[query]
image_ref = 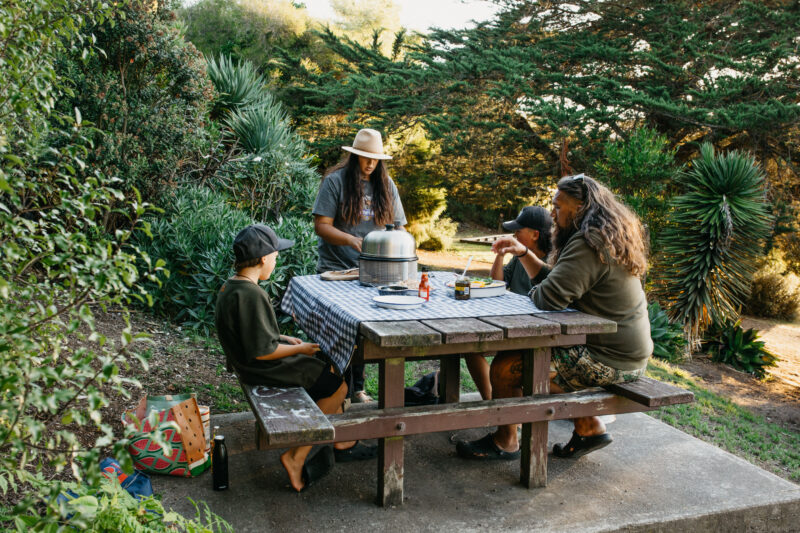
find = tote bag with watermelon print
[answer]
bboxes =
[123,394,211,477]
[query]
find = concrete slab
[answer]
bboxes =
[157,410,800,532]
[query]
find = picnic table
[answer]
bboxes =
[253,272,693,506]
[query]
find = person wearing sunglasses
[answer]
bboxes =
[457,174,652,460]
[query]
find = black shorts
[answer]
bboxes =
[305,365,343,402]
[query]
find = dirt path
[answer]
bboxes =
[680,317,800,432]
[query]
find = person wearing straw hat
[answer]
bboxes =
[313,128,407,403]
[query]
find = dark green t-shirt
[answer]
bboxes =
[502,256,548,296]
[214,279,326,387]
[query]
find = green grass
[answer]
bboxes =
[646,358,800,482]
[363,357,485,399]
[447,241,496,263]
[186,383,246,413]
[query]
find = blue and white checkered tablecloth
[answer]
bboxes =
[281,271,553,374]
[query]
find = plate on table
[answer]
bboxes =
[373,295,426,310]
[445,279,507,298]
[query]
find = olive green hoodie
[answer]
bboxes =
[531,232,652,371]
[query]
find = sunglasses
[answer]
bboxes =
[567,173,588,199]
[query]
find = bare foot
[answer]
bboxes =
[280,450,304,492]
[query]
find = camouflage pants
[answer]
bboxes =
[551,345,646,393]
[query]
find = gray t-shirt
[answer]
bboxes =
[313,167,407,272]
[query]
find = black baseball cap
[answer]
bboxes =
[502,206,552,232]
[233,224,294,262]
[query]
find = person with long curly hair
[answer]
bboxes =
[457,174,652,460]
[313,128,407,404]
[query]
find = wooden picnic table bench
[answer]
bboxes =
[237,311,694,506]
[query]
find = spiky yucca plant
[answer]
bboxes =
[224,100,295,157]
[656,143,772,348]
[205,53,267,117]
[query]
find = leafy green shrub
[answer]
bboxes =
[648,301,687,363]
[393,138,459,251]
[137,186,251,331]
[746,271,800,320]
[20,479,231,532]
[702,319,778,378]
[745,251,800,320]
[409,217,459,251]
[594,128,681,253]
[0,1,228,529]
[54,0,214,208]
[654,143,773,347]
[403,185,458,251]
[138,185,318,333]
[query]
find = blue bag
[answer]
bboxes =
[99,457,153,500]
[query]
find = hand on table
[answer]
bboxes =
[492,236,526,257]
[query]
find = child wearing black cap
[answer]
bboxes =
[215,224,374,492]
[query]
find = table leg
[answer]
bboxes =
[520,347,551,488]
[378,357,405,506]
[439,356,461,404]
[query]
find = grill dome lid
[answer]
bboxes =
[360,224,417,260]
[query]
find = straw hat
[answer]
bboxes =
[341,128,392,160]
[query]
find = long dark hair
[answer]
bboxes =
[325,153,394,226]
[555,174,648,278]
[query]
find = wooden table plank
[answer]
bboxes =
[420,318,504,344]
[532,311,617,335]
[479,315,561,338]
[361,333,587,360]
[360,321,442,347]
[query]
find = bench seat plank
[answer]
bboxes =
[249,377,695,449]
[604,376,694,407]
[242,385,334,447]
[327,382,694,443]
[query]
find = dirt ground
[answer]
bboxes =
[682,317,800,432]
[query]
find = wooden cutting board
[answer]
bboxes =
[320,269,359,281]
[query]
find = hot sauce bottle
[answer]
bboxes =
[418,273,431,301]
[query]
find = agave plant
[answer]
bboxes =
[655,143,772,347]
[702,319,778,378]
[224,101,296,157]
[648,301,687,362]
[205,54,268,117]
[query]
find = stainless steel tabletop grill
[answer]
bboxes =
[359,224,418,286]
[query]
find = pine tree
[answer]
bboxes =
[288,0,800,219]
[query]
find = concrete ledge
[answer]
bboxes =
[161,410,800,532]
